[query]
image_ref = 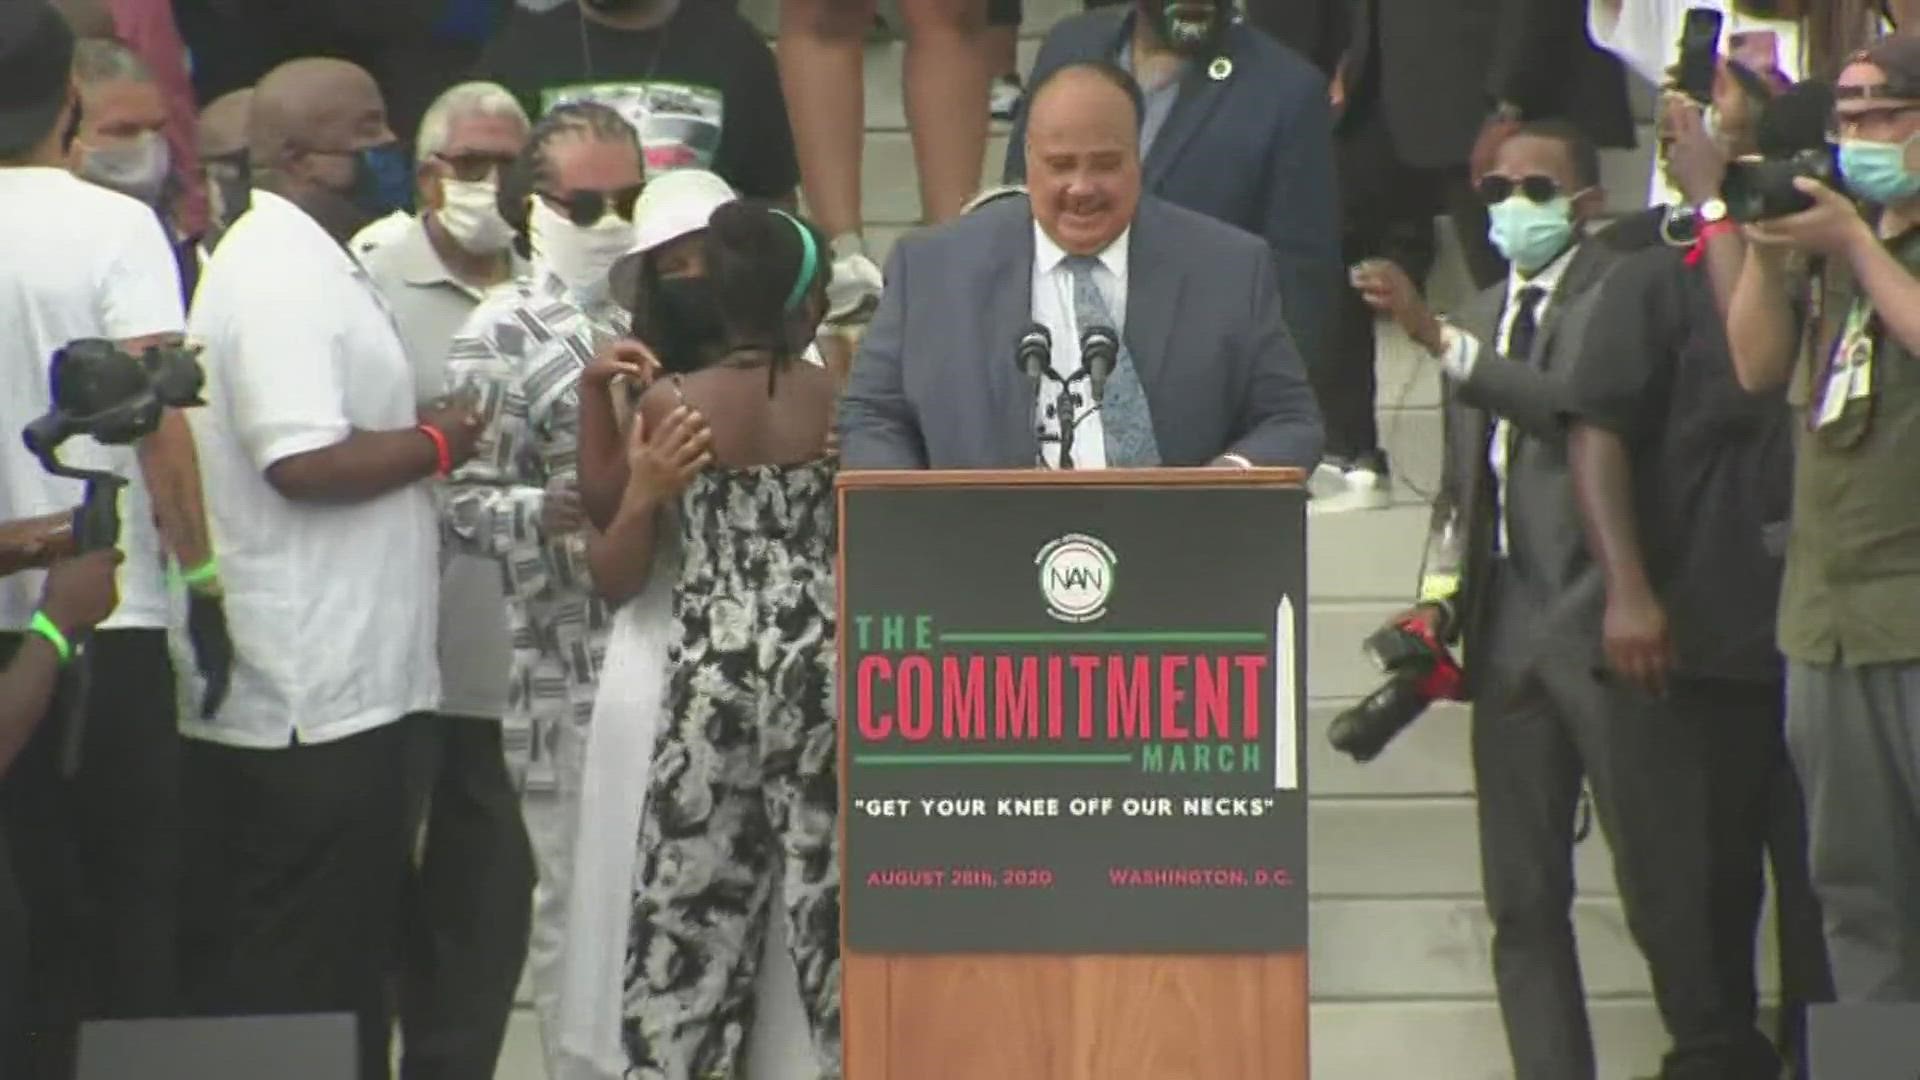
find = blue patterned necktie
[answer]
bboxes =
[1065,255,1161,468]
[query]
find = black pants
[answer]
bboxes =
[1693,679,1833,1078]
[1323,104,1503,461]
[1472,571,1775,1080]
[0,826,26,1080]
[180,720,413,1080]
[0,628,182,1080]
[397,714,535,1080]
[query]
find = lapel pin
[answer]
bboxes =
[1208,56,1232,81]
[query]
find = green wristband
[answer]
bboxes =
[181,558,219,587]
[28,611,72,665]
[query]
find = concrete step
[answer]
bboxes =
[1312,999,1669,1080]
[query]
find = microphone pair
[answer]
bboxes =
[1016,322,1119,404]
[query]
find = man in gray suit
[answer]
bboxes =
[1356,122,1779,1080]
[839,61,1322,471]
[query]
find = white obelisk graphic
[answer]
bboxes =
[1275,594,1299,791]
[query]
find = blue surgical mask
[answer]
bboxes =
[1487,195,1577,275]
[349,142,414,219]
[1839,136,1920,205]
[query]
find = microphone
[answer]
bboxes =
[1016,323,1053,384]
[1081,325,1119,404]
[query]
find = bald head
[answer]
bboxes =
[1025,63,1144,145]
[1022,63,1143,256]
[249,58,387,165]
[199,89,254,160]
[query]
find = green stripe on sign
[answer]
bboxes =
[938,631,1267,645]
[856,753,1135,766]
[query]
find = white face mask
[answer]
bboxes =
[528,197,633,307]
[436,178,514,255]
[79,130,170,206]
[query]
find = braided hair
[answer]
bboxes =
[704,201,832,387]
[496,101,641,261]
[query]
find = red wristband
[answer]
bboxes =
[1685,219,1739,267]
[417,423,452,476]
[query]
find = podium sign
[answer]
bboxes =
[840,476,1307,953]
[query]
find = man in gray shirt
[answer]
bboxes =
[355,80,535,1080]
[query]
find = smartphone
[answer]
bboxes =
[1676,7,1725,105]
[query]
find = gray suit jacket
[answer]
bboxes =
[1428,239,1618,694]
[838,194,1324,470]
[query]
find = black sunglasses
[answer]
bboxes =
[1476,174,1564,205]
[434,150,517,182]
[535,184,644,226]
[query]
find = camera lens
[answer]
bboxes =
[1327,677,1434,763]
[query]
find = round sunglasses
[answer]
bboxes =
[535,183,645,226]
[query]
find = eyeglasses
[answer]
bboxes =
[434,151,517,182]
[1476,174,1565,205]
[1826,103,1920,139]
[535,184,644,226]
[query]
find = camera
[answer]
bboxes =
[20,338,209,774]
[23,338,205,457]
[1722,146,1839,222]
[1327,607,1464,764]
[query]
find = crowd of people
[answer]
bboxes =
[3,0,1920,1079]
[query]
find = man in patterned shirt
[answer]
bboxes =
[441,100,643,1074]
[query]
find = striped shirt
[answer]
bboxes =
[444,270,627,791]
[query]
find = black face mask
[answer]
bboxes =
[1149,0,1228,56]
[649,274,723,374]
[582,0,645,11]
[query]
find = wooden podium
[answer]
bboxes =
[836,469,1309,1080]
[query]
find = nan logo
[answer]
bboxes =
[1037,534,1117,623]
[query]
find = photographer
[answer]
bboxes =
[0,2,222,1071]
[1724,34,1920,1003]
[1354,120,1775,1079]
[1567,68,1833,1074]
[0,546,121,1077]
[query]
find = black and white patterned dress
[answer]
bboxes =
[623,449,841,1080]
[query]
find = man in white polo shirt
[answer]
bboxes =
[0,4,219,1074]
[178,56,480,1080]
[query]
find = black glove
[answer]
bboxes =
[187,592,234,719]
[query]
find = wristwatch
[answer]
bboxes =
[1697,197,1730,224]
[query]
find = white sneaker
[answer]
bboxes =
[990,75,1024,122]
[826,233,884,327]
[1307,456,1393,514]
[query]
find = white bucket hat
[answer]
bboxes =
[610,168,737,309]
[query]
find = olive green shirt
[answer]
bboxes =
[1779,228,1920,666]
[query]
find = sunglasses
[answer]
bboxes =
[434,151,517,182]
[1476,174,1566,205]
[535,184,644,226]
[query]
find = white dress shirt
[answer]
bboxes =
[1031,224,1130,470]
[183,190,440,748]
[1436,243,1576,556]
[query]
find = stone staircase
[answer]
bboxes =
[486,3,1776,1076]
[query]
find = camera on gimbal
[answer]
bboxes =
[21,337,208,774]
[1326,606,1465,764]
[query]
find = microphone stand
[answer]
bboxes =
[1052,376,1079,470]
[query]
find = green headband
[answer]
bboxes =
[771,208,818,312]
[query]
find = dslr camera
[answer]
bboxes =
[1327,606,1465,764]
[1722,146,1840,222]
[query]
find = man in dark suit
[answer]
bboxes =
[843,61,1322,471]
[1316,0,1635,512]
[1003,0,1341,393]
[1355,122,1778,1080]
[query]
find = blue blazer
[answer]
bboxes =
[1005,11,1341,371]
